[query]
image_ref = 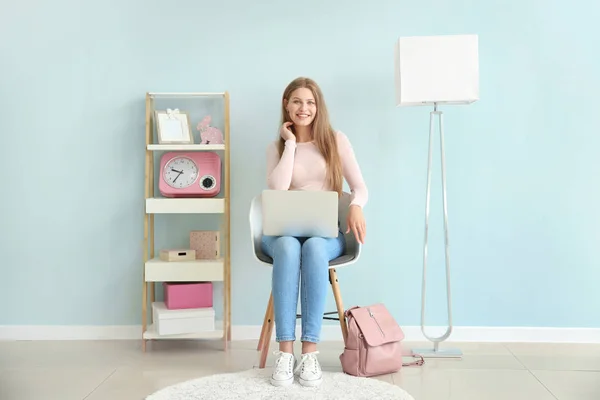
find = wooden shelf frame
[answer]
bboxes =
[142,91,231,351]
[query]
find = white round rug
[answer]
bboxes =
[145,368,414,400]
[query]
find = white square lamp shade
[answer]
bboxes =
[394,34,479,106]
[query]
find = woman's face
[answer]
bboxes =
[285,88,317,127]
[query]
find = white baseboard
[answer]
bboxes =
[0,325,142,341]
[233,325,600,344]
[1,324,599,343]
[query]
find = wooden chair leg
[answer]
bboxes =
[257,293,274,350]
[259,300,275,369]
[330,268,348,344]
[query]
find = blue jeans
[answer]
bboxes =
[261,232,346,343]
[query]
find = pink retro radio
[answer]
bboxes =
[159,152,221,198]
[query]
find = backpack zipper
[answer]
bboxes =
[368,308,385,337]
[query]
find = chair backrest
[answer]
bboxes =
[249,191,360,262]
[336,191,360,259]
[249,193,265,261]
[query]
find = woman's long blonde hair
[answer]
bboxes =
[277,77,343,195]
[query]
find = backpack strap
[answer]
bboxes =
[344,306,360,319]
[403,353,425,367]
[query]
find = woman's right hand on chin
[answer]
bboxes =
[280,122,296,142]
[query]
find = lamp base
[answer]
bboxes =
[415,104,462,360]
[411,346,462,359]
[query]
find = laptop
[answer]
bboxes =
[261,190,339,238]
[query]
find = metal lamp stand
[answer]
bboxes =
[411,103,462,359]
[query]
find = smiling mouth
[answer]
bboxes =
[296,114,311,119]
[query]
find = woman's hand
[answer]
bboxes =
[280,122,296,142]
[346,205,366,244]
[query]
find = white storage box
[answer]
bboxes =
[152,302,215,336]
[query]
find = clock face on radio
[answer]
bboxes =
[163,156,198,189]
[158,151,222,198]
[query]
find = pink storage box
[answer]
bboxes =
[163,282,213,310]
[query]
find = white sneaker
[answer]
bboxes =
[270,351,295,387]
[294,351,323,387]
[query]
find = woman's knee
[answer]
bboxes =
[301,237,328,261]
[272,236,301,259]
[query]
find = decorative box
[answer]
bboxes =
[159,249,196,262]
[190,230,220,259]
[163,282,213,310]
[152,302,215,336]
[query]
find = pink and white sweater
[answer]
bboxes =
[266,130,368,208]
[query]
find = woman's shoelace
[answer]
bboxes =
[294,351,320,374]
[273,351,294,373]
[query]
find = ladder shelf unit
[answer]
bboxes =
[142,91,231,351]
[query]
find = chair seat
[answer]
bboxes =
[256,250,356,267]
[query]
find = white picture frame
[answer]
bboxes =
[155,109,194,144]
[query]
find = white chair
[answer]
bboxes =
[249,191,362,368]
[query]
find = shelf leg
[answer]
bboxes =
[143,93,152,354]
[142,281,147,352]
[224,91,232,348]
[149,283,155,320]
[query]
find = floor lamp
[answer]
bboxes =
[394,34,479,358]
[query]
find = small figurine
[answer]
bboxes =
[197,115,224,145]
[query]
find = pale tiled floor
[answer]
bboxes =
[0,339,599,399]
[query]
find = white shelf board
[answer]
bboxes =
[143,322,223,340]
[145,198,224,214]
[147,92,226,98]
[145,258,224,282]
[147,144,225,151]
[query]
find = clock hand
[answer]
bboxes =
[173,170,183,183]
[171,168,183,173]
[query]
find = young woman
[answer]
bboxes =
[262,77,368,387]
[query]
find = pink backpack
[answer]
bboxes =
[339,303,424,377]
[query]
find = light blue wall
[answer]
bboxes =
[1,0,599,329]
